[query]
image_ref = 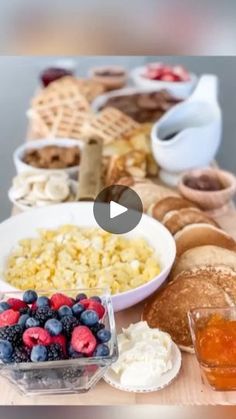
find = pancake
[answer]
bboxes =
[142,276,232,351]
[174,224,236,256]
[174,266,236,305]
[150,196,197,222]
[171,245,236,280]
[163,208,219,235]
[131,183,179,212]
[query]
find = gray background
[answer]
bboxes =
[0,56,235,221]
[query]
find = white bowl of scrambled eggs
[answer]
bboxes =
[0,202,176,311]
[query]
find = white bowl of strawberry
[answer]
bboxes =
[131,63,197,99]
[0,289,118,395]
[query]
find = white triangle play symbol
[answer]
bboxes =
[110,201,128,219]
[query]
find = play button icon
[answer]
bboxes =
[93,185,143,234]
[110,201,128,219]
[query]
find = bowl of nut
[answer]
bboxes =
[0,288,118,395]
[13,138,83,179]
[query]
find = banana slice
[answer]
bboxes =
[31,182,47,200]
[44,178,69,201]
[11,184,30,200]
[24,173,49,185]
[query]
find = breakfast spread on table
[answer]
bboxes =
[1,60,236,397]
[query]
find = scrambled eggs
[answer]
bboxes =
[5,225,161,293]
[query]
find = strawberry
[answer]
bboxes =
[51,334,67,356]
[7,298,28,312]
[71,326,97,355]
[23,327,52,348]
[50,293,73,310]
[0,309,20,327]
[160,74,176,82]
[80,299,105,319]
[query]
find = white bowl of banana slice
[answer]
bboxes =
[8,171,78,211]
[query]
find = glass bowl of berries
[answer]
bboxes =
[0,288,118,395]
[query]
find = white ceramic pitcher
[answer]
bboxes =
[151,75,222,186]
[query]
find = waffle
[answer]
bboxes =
[28,106,90,140]
[83,107,140,145]
[49,76,104,103]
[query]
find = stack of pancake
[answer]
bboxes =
[143,196,236,353]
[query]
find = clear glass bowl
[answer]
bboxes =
[188,307,236,391]
[0,288,118,396]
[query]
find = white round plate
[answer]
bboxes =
[104,342,182,393]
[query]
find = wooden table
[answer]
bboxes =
[0,205,236,405]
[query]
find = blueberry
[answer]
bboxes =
[18,314,30,328]
[36,296,50,307]
[97,329,111,343]
[0,340,13,361]
[45,319,62,336]
[72,303,85,318]
[90,296,102,303]
[93,344,110,357]
[68,345,84,359]
[75,293,87,302]
[0,302,10,314]
[58,305,73,318]
[31,345,48,362]
[25,317,40,328]
[80,309,99,327]
[23,290,38,304]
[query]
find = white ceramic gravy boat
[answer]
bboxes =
[151,75,222,186]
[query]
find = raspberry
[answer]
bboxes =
[61,316,79,339]
[80,299,105,319]
[47,344,64,361]
[51,334,67,356]
[71,326,97,355]
[34,306,58,326]
[11,346,31,363]
[23,327,52,348]
[0,309,20,327]
[50,293,73,310]
[7,298,28,312]
[0,325,23,346]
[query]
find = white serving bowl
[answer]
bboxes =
[130,66,197,99]
[13,138,84,179]
[0,202,176,311]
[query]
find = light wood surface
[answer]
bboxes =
[0,206,235,405]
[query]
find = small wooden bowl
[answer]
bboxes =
[178,168,236,215]
[89,66,127,91]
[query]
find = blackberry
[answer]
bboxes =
[19,307,31,315]
[11,346,31,363]
[0,325,23,346]
[34,306,58,326]
[61,316,79,339]
[47,344,64,361]
[90,323,105,336]
[61,367,83,383]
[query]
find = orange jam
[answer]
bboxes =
[196,315,236,390]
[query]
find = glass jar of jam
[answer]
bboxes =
[188,308,236,391]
